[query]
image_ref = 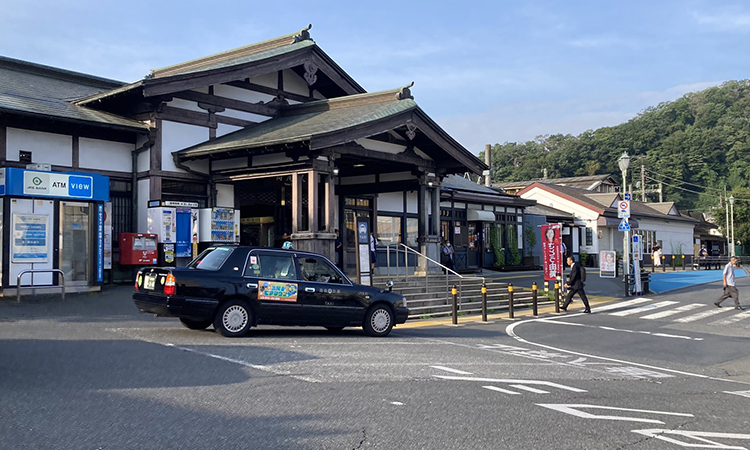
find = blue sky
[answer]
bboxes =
[2,0,749,154]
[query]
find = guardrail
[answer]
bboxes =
[16,269,66,303]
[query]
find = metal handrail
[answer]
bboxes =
[16,269,66,303]
[383,243,485,307]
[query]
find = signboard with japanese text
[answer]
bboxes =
[258,281,298,302]
[11,213,49,263]
[541,224,562,281]
[618,200,630,219]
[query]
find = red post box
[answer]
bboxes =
[119,233,158,265]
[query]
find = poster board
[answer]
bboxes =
[356,217,372,286]
[599,251,616,278]
[11,213,49,263]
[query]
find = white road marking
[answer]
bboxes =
[433,376,587,392]
[506,316,750,385]
[641,303,704,320]
[390,402,404,406]
[674,308,729,323]
[536,404,693,424]
[712,310,750,326]
[483,385,521,395]
[163,343,320,383]
[510,384,549,394]
[631,429,750,448]
[609,301,679,316]
[430,365,473,375]
[724,390,750,398]
[534,320,703,340]
[592,298,652,312]
[604,366,673,379]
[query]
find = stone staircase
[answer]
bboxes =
[373,274,548,319]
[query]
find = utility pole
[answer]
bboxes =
[725,187,730,256]
[641,165,646,202]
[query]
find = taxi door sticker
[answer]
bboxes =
[258,281,298,302]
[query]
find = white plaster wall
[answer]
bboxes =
[216,123,243,137]
[248,72,276,89]
[380,171,414,182]
[638,219,695,255]
[313,90,324,100]
[137,148,151,172]
[79,138,133,172]
[214,84,275,105]
[252,153,293,166]
[406,191,418,214]
[340,175,376,185]
[283,69,310,96]
[7,128,72,166]
[137,179,150,232]
[212,158,248,171]
[216,184,234,208]
[378,192,403,213]
[168,98,204,113]
[161,121,208,173]
[356,138,406,155]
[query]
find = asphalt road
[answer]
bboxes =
[1,279,749,449]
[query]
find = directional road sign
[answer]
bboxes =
[618,218,630,231]
[624,193,631,200]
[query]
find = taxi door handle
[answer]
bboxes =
[247,283,258,288]
[305,287,315,293]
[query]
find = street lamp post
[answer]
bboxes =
[729,195,735,257]
[618,152,631,290]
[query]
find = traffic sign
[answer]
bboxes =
[624,193,631,201]
[618,200,630,218]
[618,218,630,231]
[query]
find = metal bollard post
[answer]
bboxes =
[651,258,655,273]
[554,279,560,313]
[625,274,630,297]
[451,285,458,325]
[672,255,676,271]
[681,255,685,271]
[532,282,538,316]
[508,283,514,319]
[662,256,666,272]
[481,282,487,322]
[544,281,549,295]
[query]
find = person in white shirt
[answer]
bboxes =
[714,256,743,310]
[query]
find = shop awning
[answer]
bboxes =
[467,209,496,221]
[597,216,639,228]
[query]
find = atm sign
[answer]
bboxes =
[23,172,93,199]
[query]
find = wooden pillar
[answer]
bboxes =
[292,173,301,234]
[432,185,440,237]
[308,170,318,232]
[325,173,334,231]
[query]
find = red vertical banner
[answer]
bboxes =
[541,224,562,281]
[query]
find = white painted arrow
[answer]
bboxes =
[536,404,693,424]
[632,429,750,449]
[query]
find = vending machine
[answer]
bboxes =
[148,201,200,266]
[198,207,240,251]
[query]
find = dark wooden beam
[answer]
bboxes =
[335,180,418,196]
[366,132,409,147]
[151,119,162,171]
[0,125,6,161]
[146,106,256,129]
[71,135,79,168]
[311,112,417,151]
[326,144,435,169]
[226,80,311,104]
[311,52,361,95]
[173,90,279,117]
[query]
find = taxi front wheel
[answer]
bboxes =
[363,305,394,337]
[214,300,253,337]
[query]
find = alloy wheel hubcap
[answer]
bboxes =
[371,309,391,332]
[223,305,248,332]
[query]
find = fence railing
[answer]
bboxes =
[16,269,66,303]
[383,243,485,307]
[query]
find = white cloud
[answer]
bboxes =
[567,35,642,49]
[691,9,750,31]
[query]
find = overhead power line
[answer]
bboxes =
[646,175,750,202]
[645,168,725,193]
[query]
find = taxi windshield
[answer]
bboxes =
[188,247,233,270]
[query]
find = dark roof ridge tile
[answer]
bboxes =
[281,83,414,116]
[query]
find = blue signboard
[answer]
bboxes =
[2,168,109,201]
[96,203,104,283]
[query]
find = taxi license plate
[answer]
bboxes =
[144,274,157,290]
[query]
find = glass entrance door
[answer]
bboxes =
[343,198,372,276]
[61,202,91,285]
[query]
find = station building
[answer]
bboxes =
[0,26,500,294]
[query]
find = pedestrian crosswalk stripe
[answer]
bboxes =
[640,303,704,320]
[710,310,750,325]
[674,309,729,323]
[594,298,652,312]
[510,384,549,394]
[482,385,520,395]
[609,301,678,317]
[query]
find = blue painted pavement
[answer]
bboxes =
[648,269,747,294]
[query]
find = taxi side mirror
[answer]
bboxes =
[386,280,394,292]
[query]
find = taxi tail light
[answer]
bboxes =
[134,271,142,290]
[164,274,176,296]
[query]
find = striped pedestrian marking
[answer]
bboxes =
[510,384,550,394]
[482,385,521,395]
[430,366,473,375]
[609,301,678,317]
[640,303,704,320]
[674,308,730,323]
[593,298,652,312]
[710,310,750,326]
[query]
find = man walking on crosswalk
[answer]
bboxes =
[562,256,591,313]
[715,256,744,310]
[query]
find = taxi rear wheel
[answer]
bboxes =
[179,318,213,330]
[214,299,253,337]
[363,305,394,337]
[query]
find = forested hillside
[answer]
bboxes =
[481,79,750,246]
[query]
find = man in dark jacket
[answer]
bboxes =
[562,256,591,313]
